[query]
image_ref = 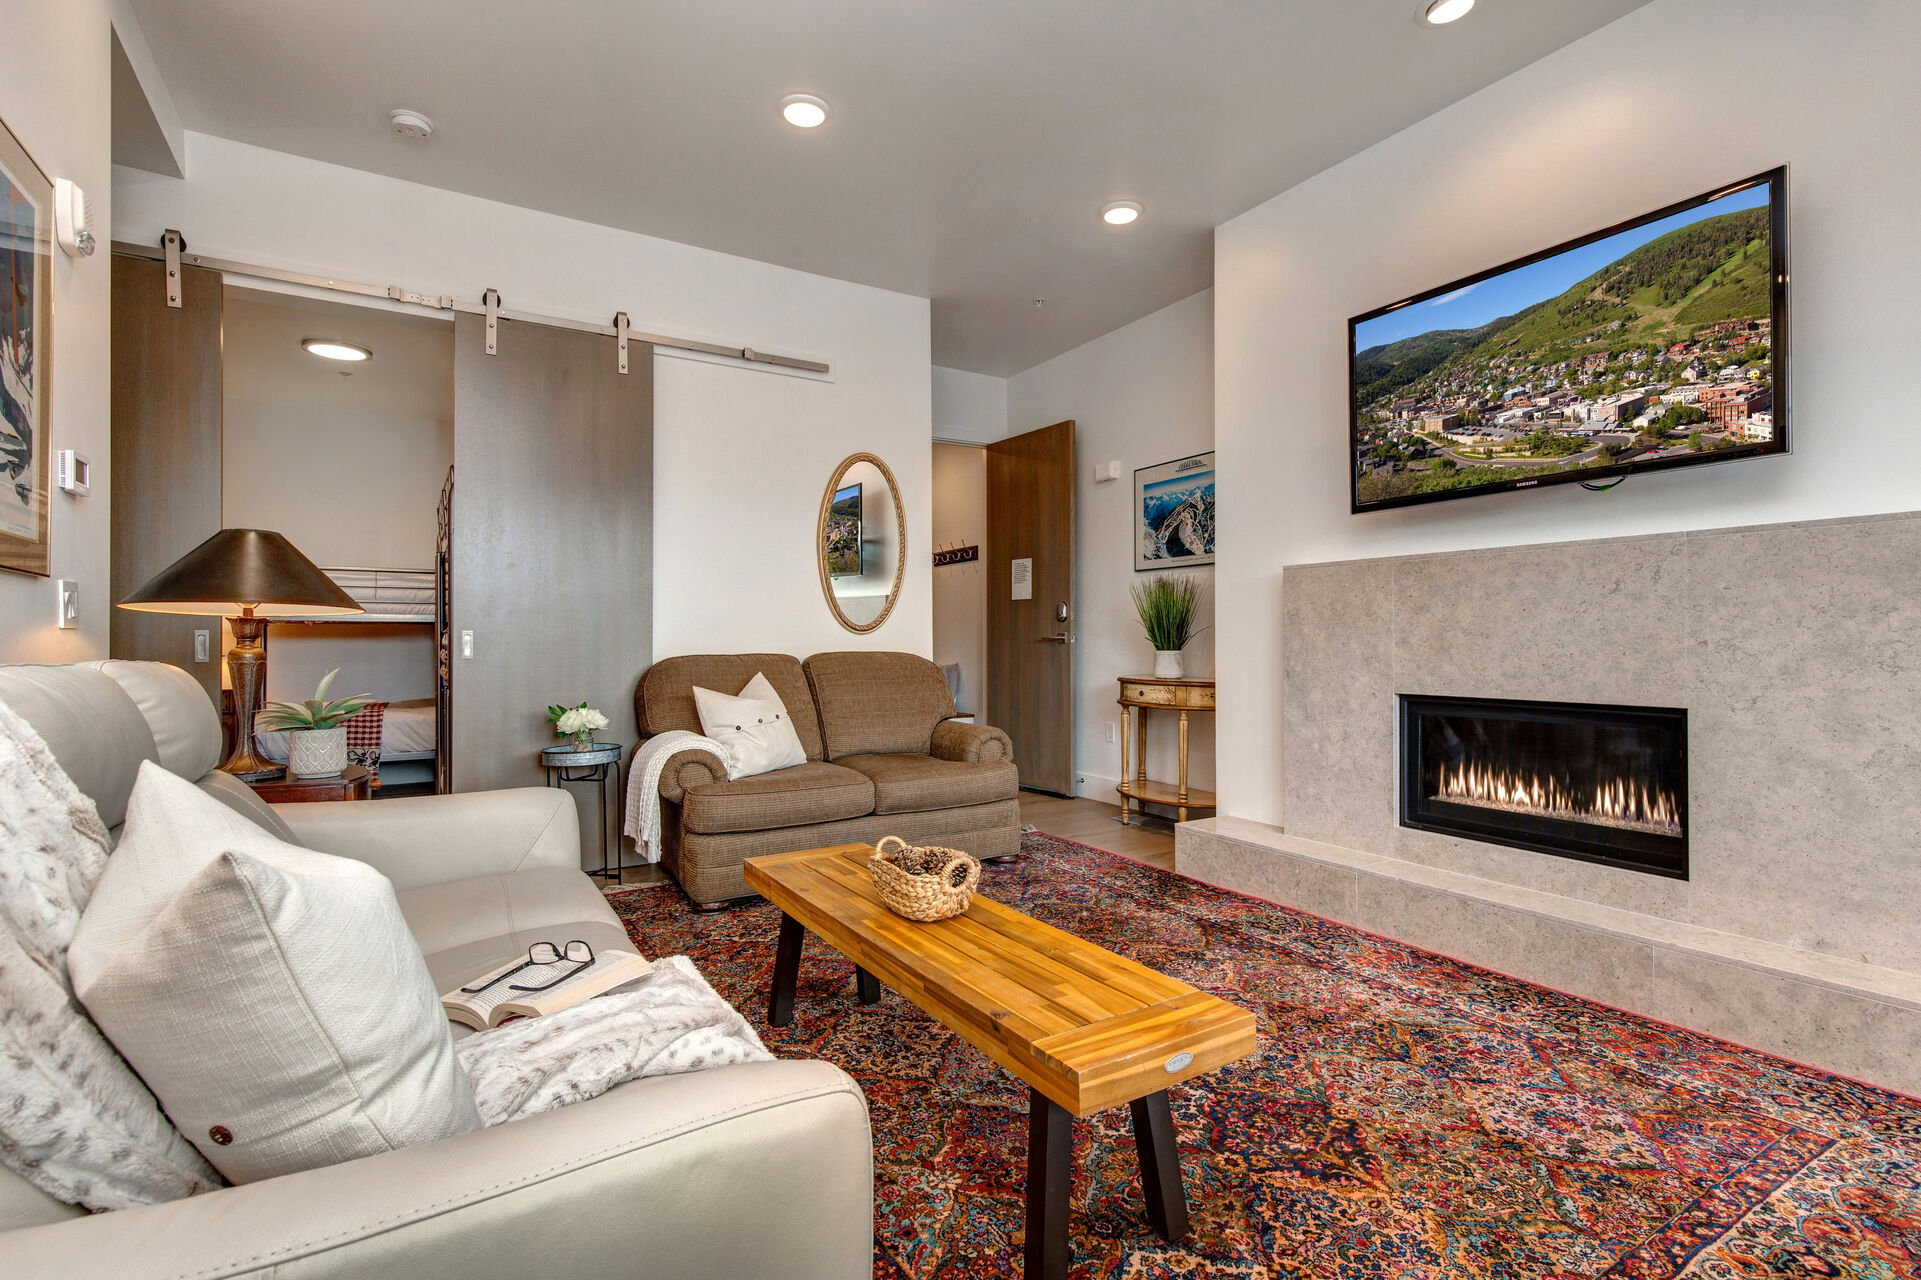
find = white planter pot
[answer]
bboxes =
[289,726,348,779]
[1152,649,1186,679]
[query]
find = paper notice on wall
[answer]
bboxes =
[1011,557,1033,601]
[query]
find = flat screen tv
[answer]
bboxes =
[825,482,863,577]
[1350,167,1788,513]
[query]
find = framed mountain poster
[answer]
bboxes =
[0,116,52,577]
[1135,451,1215,571]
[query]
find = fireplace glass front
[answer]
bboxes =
[1399,695,1688,878]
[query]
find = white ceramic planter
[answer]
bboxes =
[1152,649,1186,679]
[289,726,348,778]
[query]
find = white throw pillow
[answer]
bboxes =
[0,702,220,1210]
[69,763,481,1184]
[692,672,809,780]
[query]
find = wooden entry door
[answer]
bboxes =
[987,421,1076,795]
[450,314,653,838]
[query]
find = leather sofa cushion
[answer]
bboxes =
[0,664,158,830]
[682,761,875,835]
[84,659,221,782]
[836,754,1019,816]
[803,652,957,760]
[638,654,825,761]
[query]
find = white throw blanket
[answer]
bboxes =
[455,955,771,1125]
[623,729,730,862]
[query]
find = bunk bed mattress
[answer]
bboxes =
[253,698,438,764]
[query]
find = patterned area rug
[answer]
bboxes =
[608,832,1921,1279]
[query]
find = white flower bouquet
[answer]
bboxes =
[548,702,610,752]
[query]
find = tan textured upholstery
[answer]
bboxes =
[804,651,957,759]
[635,651,1020,906]
[668,799,1021,904]
[930,720,1014,764]
[683,761,875,835]
[838,754,1020,816]
[0,661,876,1276]
[636,654,824,760]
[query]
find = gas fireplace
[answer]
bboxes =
[1399,695,1688,878]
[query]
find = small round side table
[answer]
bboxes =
[539,742,625,882]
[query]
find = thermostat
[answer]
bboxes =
[55,450,90,496]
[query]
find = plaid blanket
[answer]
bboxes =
[344,702,387,782]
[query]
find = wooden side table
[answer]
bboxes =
[1117,676,1217,825]
[246,765,373,803]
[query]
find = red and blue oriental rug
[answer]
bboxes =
[611,832,1921,1279]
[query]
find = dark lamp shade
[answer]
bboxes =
[118,529,363,618]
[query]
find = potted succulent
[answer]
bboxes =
[259,669,374,779]
[547,702,611,753]
[1130,574,1206,679]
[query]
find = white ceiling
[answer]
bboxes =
[127,0,1652,376]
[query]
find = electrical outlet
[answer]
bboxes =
[1105,721,1116,743]
[55,580,77,629]
[193,629,211,663]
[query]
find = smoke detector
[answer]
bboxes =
[388,109,434,140]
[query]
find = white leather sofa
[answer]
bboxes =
[0,661,873,1279]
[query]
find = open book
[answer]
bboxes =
[442,948,653,1031]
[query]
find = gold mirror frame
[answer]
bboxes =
[817,451,906,634]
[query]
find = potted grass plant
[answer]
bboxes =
[1130,574,1206,679]
[258,668,374,779]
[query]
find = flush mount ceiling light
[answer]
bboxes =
[388,108,434,139]
[1420,0,1476,25]
[780,94,829,128]
[301,338,372,363]
[1101,201,1143,226]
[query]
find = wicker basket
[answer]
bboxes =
[868,835,981,922]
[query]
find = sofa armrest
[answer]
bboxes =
[0,1060,871,1280]
[931,720,1013,764]
[650,743,729,803]
[273,788,580,892]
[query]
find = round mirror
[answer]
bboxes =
[818,452,905,633]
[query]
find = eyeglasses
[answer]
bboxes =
[459,940,596,994]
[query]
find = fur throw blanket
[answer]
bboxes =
[0,698,222,1210]
[455,955,772,1126]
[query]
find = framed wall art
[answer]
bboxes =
[0,116,52,577]
[1135,450,1214,571]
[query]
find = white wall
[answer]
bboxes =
[0,0,114,661]
[932,365,1008,444]
[115,133,932,665]
[1214,0,1921,828]
[1008,290,1214,805]
[931,442,987,715]
[222,290,453,570]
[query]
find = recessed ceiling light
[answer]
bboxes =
[780,94,829,128]
[1421,0,1475,25]
[388,108,434,140]
[302,338,372,363]
[1101,201,1143,226]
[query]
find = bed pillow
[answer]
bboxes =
[0,700,220,1211]
[692,672,808,780]
[69,763,481,1184]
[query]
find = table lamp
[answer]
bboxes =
[119,529,363,778]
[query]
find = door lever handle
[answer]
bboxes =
[1040,633,1072,644]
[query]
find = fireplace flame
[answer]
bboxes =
[1435,761,1682,836]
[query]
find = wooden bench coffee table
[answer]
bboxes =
[743,844,1257,1280]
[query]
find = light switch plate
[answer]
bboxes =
[193,629,211,663]
[55,580,77,629]
[460,630,474,658]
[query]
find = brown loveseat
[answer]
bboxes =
[633,652,1020,909]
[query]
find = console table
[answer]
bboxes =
[1116,676,1216,825]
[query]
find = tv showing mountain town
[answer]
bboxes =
[1349,171,1787,512]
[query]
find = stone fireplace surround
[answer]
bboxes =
[1176,510,1921,1095]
